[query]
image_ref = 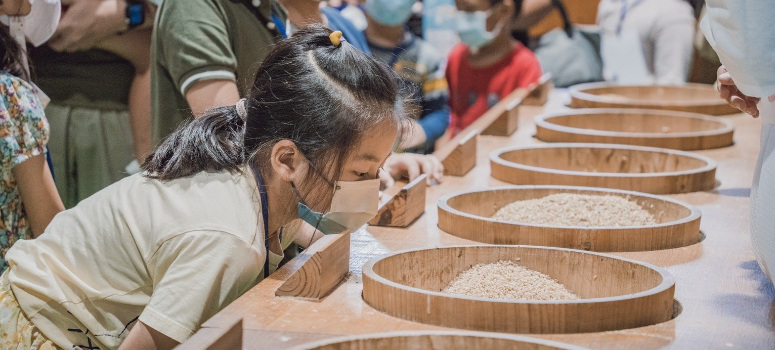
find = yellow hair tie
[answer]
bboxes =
[329,31,343,47]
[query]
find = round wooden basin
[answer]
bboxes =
[437,186,701,252]
[489,143,717,194]
[535,109,734,150]
[568,83,738,115]
[289,331,585,350]
[362,246,675,334]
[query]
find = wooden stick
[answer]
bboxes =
[275,231,351,300]
[369,174,427,227]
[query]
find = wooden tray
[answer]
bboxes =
[437,186,701,252]
[362,245,676,334]
[288,331,585,350]
[568,83,738,115]
[535,109,734,150]
[489,143,717,194]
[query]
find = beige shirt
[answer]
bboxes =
[6,168,284,349]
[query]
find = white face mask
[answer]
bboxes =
[0,0,60,107]
[1,0,61,48]
[297,177,381,235]
[455,8,505,51]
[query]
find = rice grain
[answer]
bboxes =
[442,260,579,300]
[491,193,656,227]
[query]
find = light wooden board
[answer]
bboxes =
[275,232,351,300]
[535,108,735,150]
[288,331,586,350]
[437,185,701,252]
[182,91,775,350]
[569,83,739,115]
[369,175,427,227]
[490,143,718,194]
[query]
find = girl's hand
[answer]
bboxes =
[383,153,444,186]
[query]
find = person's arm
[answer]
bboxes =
[155,0,242,116]
[13,154,64,237]
[97,28,155,162]
[512,0,555,31]
[118,321,178,350]
[184,80,241,117]
[410,50,450,151]
[48,0,157,52]
[416,105,450,149]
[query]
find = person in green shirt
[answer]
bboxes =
[151,0,284,145]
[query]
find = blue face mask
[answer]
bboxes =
[365,0,415,27]
[294,177,381,236]
[456,9,503,51]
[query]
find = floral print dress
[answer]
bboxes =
[0,72,49,272]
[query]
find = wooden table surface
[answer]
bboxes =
[181,90,775,349]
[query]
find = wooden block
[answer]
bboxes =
[275,231,351,300]
[522,73,553,106]
[362,245,675,334]
[481,99,519,136]
[534,108,735,150]
[568,82,739,115]
[441,131,477,177]
[369,174,427,227]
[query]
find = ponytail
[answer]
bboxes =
[143,25,409,182]
[142,106,246,180]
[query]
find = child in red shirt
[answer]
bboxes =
[447,0,542,135]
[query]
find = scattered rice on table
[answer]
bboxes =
[491,193,656,227]
[442,260,579,300]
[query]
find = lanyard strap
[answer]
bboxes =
[250,164,271,278]
[617,0,646,35]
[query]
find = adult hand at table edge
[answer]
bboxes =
[717,65,762,118]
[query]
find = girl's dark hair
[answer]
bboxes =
[143,25,408,186]
[0,25,30,82]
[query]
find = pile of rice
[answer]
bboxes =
[442,260,580,300]
[491,193,656,227]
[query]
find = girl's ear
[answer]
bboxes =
[270,140,308,183]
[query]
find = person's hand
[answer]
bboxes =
[717,65,762,118]
[383,153,444,187]
[47,0,127,52]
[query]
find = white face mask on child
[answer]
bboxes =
[455,9,505,51]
